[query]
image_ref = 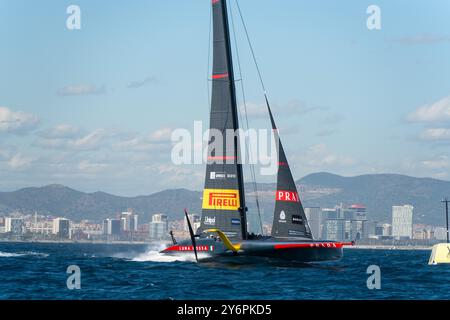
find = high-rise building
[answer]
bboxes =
[323,219,345,241]
[149,214,169,240]
[53,218,71,239]
[103,219,121,236]
[321,204,368,241]
[5,217,24,235]
[304,207,321,239]
[120,211,139,232]
[120,209,138,232]
[374,223,392,237]
[434,227,447,241]
[322,208,338,220]
[348,204,367,220]
[392,205,413,239]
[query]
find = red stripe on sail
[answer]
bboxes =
[212,73,229,79]
[212,0,220,4]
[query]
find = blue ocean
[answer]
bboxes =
[0,242,449,300]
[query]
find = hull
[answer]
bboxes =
[161,237,348,263]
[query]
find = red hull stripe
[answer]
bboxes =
[274,242,353,250]
[278,162,288,166]
[212,73,229,79]
[212,0,220,4]
[163,245,214,252]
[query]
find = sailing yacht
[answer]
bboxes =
[162,0,352,262]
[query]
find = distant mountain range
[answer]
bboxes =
[0,172,449,226]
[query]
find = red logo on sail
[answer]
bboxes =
[276,190,300,202]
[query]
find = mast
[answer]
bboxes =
[220,0,248,240]
[198,0,247,240]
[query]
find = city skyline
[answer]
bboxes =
[1,202,447,244]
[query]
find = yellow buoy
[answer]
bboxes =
[428,243,450,265]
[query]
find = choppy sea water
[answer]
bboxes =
[0,242,449,300]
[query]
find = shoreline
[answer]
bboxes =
[0,239,164,246]
[348,244,432,251]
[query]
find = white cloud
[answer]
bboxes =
[149,127,173,142]
[36,126,135,151]
[113,127,174,152]
[7,153,33,170]
[408,96,450,123]
[57,84,106,96]
[73,129,108,149]
[78,160,108,173]
[420,128,450,141]
[430,172,449,180]
[38,124,80,139]
[422,156,450,169]
[0,107,39,134]
[35,126,173,153]
[153,164,203,188]
[295,143,355,168]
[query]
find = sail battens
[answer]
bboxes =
[198,0,246,240]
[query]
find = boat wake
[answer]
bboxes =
[0,251,49,258]
[132,250,198,263]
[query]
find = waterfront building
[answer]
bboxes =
[377,223,392,237]
[322,219,345,241]
[29,220,54,235]
[120,211,139,232]
[433,227,447,241]
[53,218,71,239]
[392,205,413,239]
[321,204,368,241]
[321,208,338,220]
[103,218,121,236]
[5,217,24,235]
[149,214,169,240]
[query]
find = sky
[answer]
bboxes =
[1,0,450,196]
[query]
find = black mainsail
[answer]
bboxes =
[267,98,313,239]
[198,0,247,240]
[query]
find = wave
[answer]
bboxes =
[132,250,198,263]
[0,251,49,258]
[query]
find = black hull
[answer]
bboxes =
[162,237,347,263]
